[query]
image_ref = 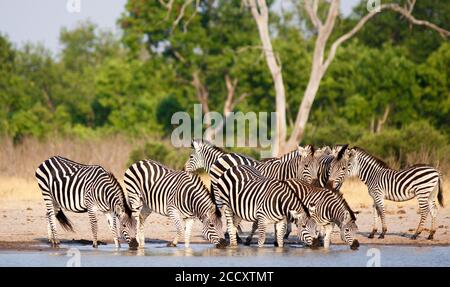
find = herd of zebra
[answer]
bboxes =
[35,139,444,251]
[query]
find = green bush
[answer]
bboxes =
[355,121,448,167]
[127,141,190,170]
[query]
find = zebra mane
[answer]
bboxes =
[353,146,390,169]
[107,172,133,217]
[336,144,349,160]
[335,192,356,221]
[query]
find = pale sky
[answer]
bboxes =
[0,0,360,55]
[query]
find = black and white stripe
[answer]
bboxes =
[346,147,443,239]
[284,179,360,249]
[35,156,138,249]
[124,159,227,248]
[216,164,315,247]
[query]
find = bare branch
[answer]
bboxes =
[323,2,450,71]
[183,0,200,32]
[224,75,237,114]
[172,0,194,32]
[191,71,209,115]
[159,0,175,20]
[304,0,322,29]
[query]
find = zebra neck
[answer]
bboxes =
[203,149,225,173]
[357,154,392,183]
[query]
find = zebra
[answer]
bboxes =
[185,139,319,244]
[284,178,360,249]
[345,147,444,239]
[124,159,227,248]
[324,144,355,191]
[35,156,138,249]
[216,164,316,247]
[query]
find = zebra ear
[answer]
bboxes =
[192,139,202,151]
[345,149,356,161]
[308,203,316,213]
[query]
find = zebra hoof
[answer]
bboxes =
[236,236,243,244]
[427,234,434,240]
[244,237,252,246]
[378,234,385,239]
[411,234,418,240]
[166,242,177,247]
[273,241,279,247]
[92,243,98,248]
[368,233,375,239]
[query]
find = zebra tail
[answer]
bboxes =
[437,177,444,208]
[56,210,74,232]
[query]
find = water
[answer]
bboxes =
[0,244,449,267]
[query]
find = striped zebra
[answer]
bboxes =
[325,145,355,191]
[124,159,227,248]
[35,156,138,249]
[216,164,316,247]
[345,147,444,239]
[185,140,319,243]
[284,179,360,249]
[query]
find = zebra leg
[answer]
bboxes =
[428,201,438,240]
[275,221,286,248]
[45,203,60,247]
[368,203,378,238]
[225,208,238,247]
[233,216,243,244]
[105,212,120,248]
[184,218,194,248]
[245,221,258,246]
[377,201,387,239]
[87,207,99,248]
[323,224,333,249]
[136,206,152,248]
[167,209,183,247]
[412,197,429,240]
[257,219,267,248]
[283,223,292,240]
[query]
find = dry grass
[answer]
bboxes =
[1,136,449,206]
[340,178,450,210]
[0,177,41,201]
[0,136,139,180]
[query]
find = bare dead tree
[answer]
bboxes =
[243,0,287,156]
[246,0,449,155]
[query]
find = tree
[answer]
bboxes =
[244,0,449,155]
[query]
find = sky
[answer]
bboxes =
[0,0,360,55]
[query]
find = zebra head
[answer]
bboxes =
[297,145,319,184]
[297,145,333,186]
[185,139,205,172]
[346,147,361,178]
[201,208,227,248]
[117,204,138,250]
[339,210,359,250]
[327,145,355,190]
[289,207,319,247]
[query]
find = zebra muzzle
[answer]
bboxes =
[311,237,320,248]
[129,238,139,250]
[215,238,228,249]
[350,239,359,250]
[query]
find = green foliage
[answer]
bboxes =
[128,141,190,170]
[355,121,448,167]
[0,1,448,168]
